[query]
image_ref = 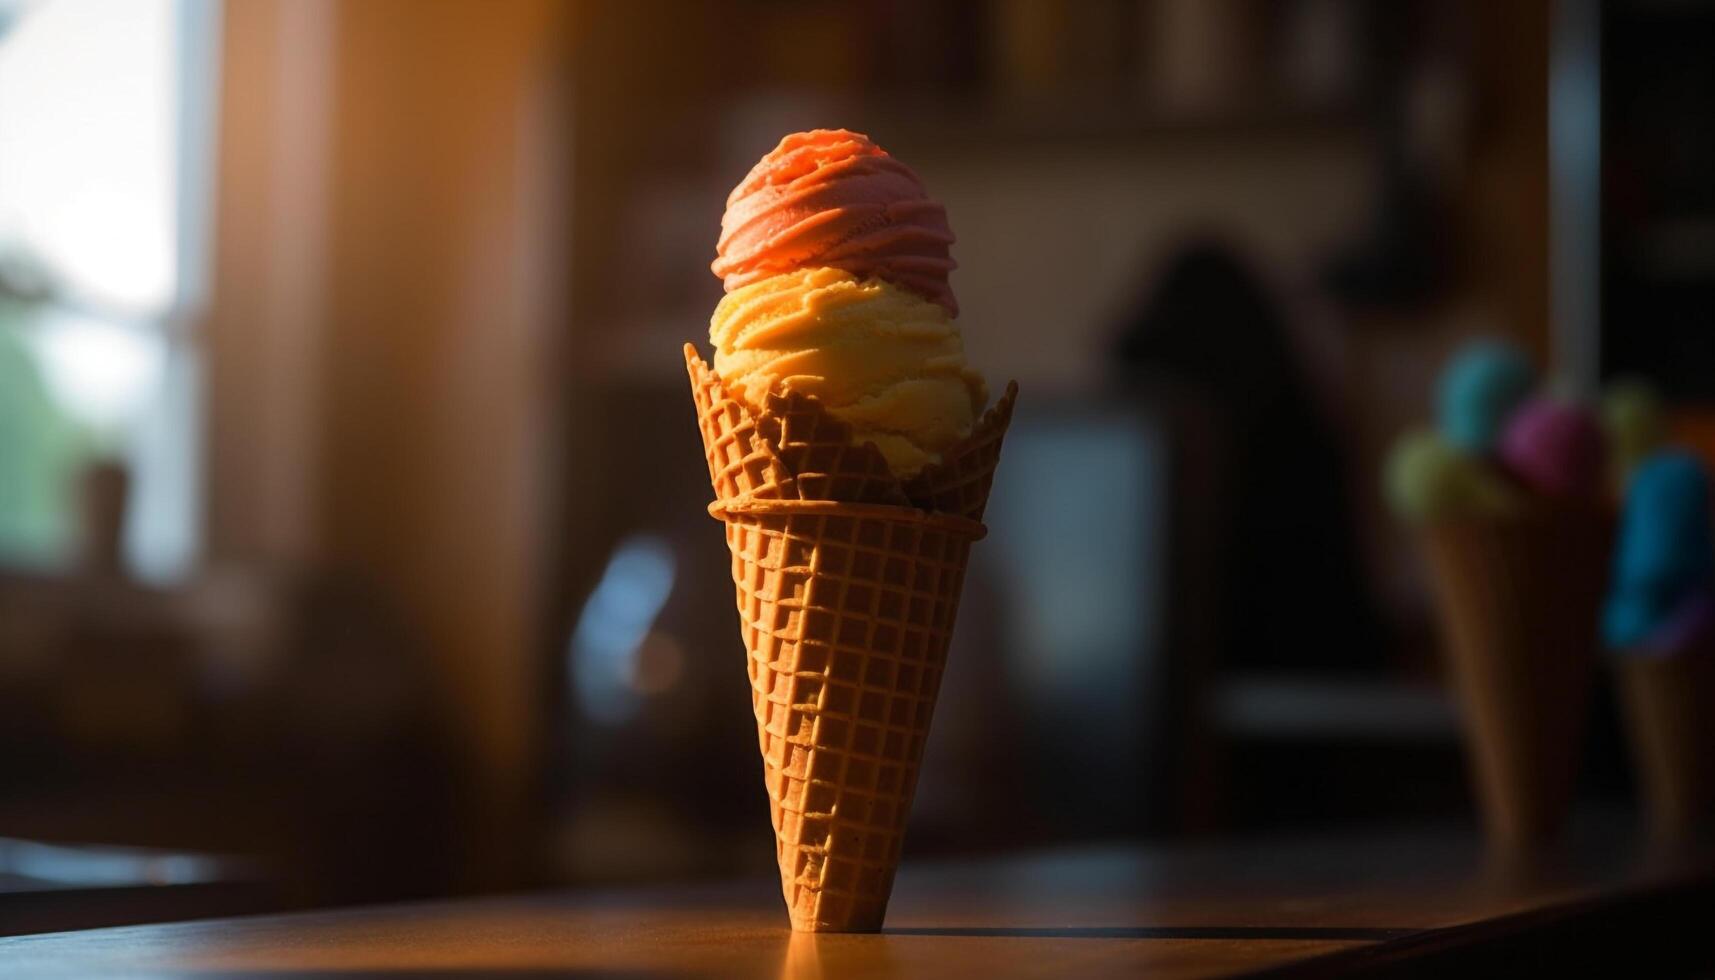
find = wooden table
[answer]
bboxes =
[3,818,1711,978]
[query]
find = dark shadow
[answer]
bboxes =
[886,925,1416,941]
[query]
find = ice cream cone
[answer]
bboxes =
[903,382,1017,523]
[1422,508,1613,849]
[686,346,1014,931]
[686,351,798,503]
[754,385,913,507]
[1617,649,1715,842]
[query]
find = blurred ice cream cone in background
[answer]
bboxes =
[1617,642,1715,842]
[1605,452,1715,841]
[1423,511,1610,848]
[1383,428,1517,523]
[1389,340,1613,849]
[1436,339,1533,455]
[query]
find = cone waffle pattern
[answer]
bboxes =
[686,353,796,502]
[729,504,971,931]
[685,346,1012,931]
[757,388,911,506]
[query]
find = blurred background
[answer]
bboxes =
[1,0,1712,928]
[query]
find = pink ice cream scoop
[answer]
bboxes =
[712,129,958,315]
[1498,398,1607,498]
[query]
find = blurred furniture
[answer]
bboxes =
[1116,246,1471,835]
[0,838,271,937]
[3,815,1711,976]
[0,562,457,907]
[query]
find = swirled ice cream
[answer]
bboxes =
[708,129,983,477]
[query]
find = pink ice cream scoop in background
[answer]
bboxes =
[1497,398,1607,498]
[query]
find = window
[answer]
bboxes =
[0,0,217,580]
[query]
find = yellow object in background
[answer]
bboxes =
[1384,428,1518,523]
[1602,378,1667,492]
[710,267,987,478]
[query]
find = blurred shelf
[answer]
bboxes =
[0,837,274,937]
[886,107,1367,149]
[725,93,1369,152]
[1213,674,1458,742]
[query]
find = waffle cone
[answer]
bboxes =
[686,352,796,502]
[1617,649,1715,841]
[1422,508,1613,849]
[685,345,1015,931]
[904,381,1018,522]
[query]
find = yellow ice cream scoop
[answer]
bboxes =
[1383,428,1518,522]
[710,266,987,477]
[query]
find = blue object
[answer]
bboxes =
[1604,451,1715,650]
[1612,452,1714,594]
[1604,592,1671,650]
[1436,339,1535,453]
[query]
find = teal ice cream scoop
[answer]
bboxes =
[1605,451,1715,650]
[1437,339,1535,454]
